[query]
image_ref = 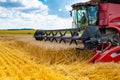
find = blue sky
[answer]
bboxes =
[40,0,71,18]
[0,0,88,29]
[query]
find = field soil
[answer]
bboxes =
[0,34,120,80]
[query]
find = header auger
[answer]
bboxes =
[34,0,120,63]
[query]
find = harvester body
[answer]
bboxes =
[34,0,120,63]
[71,1,120,30]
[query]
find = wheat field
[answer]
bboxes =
[0,30,35,34]
[0,34,120,80]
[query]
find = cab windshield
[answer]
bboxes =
[72,5,97,28]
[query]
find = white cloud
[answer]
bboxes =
[65,0,90,11]
[0,14,72,29]
[58,8,62,12]
[0,0,48,14]
[0,0,72,29]
[0,0,6,2]
[10,0,18,2]
[21,0,48,9]
[65,5,72,11]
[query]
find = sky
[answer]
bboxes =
[0,0,89,29]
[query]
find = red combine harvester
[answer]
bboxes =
[34,0,120,63]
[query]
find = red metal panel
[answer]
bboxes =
[88,46,120,63]
[96,46,120,62]
[99,3,120,32]
[107,3,120,32]
[99,3,108,26]
[108,3,120,22]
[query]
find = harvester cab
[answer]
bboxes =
[71,1,97,28]
[34,0,120,63]
[71,1,101,50]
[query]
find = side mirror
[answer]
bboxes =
[69,11,72,17]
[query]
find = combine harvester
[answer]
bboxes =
[34,0,120,63]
